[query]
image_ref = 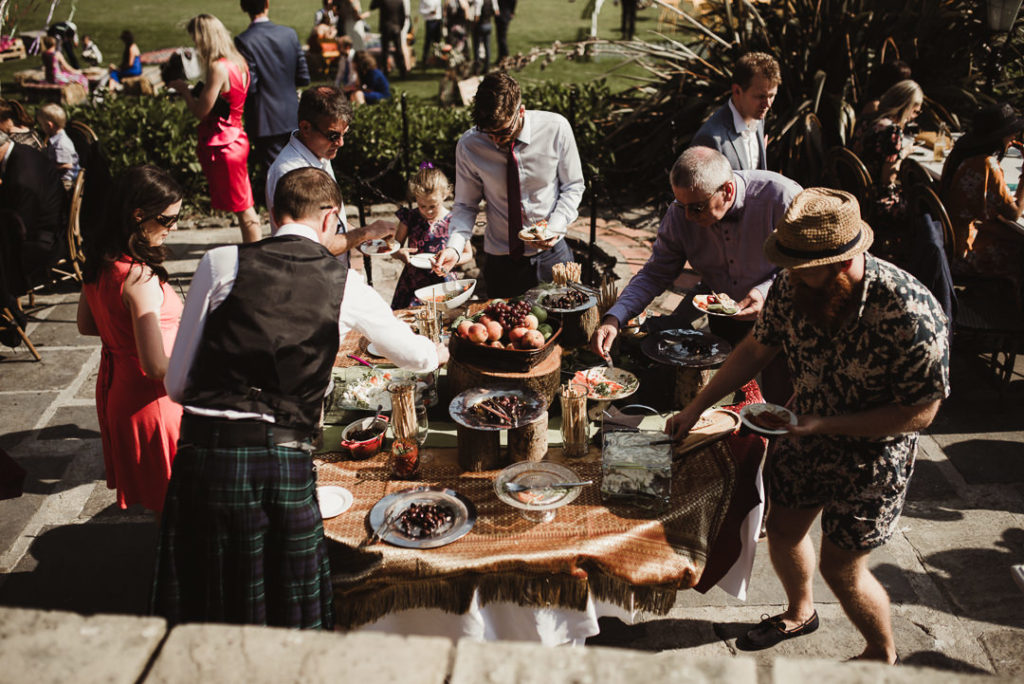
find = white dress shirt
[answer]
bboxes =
[728,99,761,171]
[165,223,439,421]
[420,0,442,20]
[265,131,356,270]
[448,109,584,257]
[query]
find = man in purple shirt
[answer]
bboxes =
[591,146,800,400]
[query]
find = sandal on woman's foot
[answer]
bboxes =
[736,611,819,651]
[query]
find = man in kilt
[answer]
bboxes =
[155,167,446,628]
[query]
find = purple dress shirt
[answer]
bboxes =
[606,170,802,326]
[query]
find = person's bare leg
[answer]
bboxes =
[765,504,821,628]
[819,537,898,664]
[236,207,262,243]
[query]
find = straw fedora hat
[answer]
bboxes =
[763,188,874,269]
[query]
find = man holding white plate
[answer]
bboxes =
[591,146,800,402]
[432,71,584,298]
[667,188,950,666]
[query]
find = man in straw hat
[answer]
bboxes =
[667,188,950,664]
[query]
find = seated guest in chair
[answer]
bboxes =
[691,51,781,171]
[107,30,142,91]
[939,102,1024,291]
[666,188,949,666]
[590,146,800,404]
[0,131,67,289]
[154,166,447,629]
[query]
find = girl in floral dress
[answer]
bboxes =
[390,164,473,309]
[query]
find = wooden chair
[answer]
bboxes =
[907,184,955,264]
[827,146,873,207]
[0,211,42,361]
[49,169,86,283]
[900,157,936,194]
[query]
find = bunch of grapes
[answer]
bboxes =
[485,300,533,330]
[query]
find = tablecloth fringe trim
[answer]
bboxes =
[333,570,684,630]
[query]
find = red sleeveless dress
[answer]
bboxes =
[83,257,183,512]
[196,58,253,212]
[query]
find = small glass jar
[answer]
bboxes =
[390,437,420,479]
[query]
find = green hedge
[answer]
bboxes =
[69,96,209,208]
[69,80,619,210]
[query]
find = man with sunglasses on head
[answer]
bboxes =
[590,146,800,402]
[266,85,393,269]
[432,71,584,298]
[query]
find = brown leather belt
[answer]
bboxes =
[180,415,313,449]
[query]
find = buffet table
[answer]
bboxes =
[317,326,767,643]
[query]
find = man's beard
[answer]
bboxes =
[792,270,857,327]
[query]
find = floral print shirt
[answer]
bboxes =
[753,254,950,447]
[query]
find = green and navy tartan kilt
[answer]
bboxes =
[152,441,334,629]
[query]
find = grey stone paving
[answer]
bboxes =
[1,217,1023,680]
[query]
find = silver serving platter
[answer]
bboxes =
[448,387,547,431]
[640,328,732,368]
[529,286,597,314]
[367,486,476,549]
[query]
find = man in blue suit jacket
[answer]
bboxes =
[691,52,780,171]
[235,0,311,192]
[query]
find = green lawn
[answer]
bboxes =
[1,0,668,101]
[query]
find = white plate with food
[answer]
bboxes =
[317,486,354,519]
[359,239,400,256]
[571,367,639,401]
[739,403,797,436]
[692,293,743,317]
[518,223,557,246]
[408,253,436,269]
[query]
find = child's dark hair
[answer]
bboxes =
[407,165,451,202]
[82,165,183,284]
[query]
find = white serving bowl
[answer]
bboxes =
[414,279,477,309]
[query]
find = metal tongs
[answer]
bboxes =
[361,506,401,547]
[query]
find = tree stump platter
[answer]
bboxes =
[508,410,549,462]
[457,427,502,471]
[447,346,562,407]
[449,352,560,470]
[673,366,713,409]
[547,306,599,349]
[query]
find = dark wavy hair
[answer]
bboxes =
[82,165,183,284]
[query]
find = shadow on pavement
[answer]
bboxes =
[0,513,158,616]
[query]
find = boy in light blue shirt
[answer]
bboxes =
[36,102,80,190]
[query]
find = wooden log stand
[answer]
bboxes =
[548,306,599,349]
[673,366,713,409]
[449,349,561,470]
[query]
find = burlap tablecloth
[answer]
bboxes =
[319,436,741,629]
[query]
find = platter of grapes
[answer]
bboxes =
[367,486,477,549]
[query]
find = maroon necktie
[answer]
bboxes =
[507,143,524,259]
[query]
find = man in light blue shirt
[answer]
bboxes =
[433,72,584,297]
[591,146,800,402]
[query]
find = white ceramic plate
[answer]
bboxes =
[365,341,383,357]
[359,239,400,257]
[407,253,436,270]
[692,293,742,317]
[739,403,797,436]
[318,486,353,519]
[414,279,476,309]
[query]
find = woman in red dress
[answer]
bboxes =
[77,165,185,519]
[169,14,261,243]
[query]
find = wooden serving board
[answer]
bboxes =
[674,408,741,456]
